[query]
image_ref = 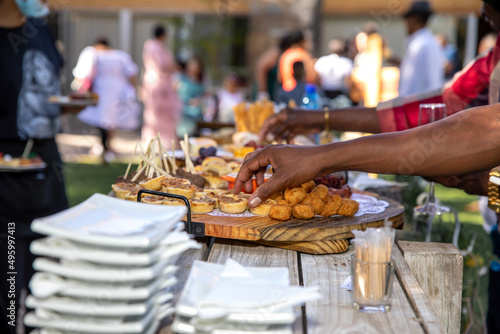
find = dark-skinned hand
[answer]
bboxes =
[424,170,490,197]
[259,107,323,143]
[233,144,333,208]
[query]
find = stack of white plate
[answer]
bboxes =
[24,194,200,334]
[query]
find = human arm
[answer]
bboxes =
[259,106,380,142]
[425,171,490,197]
[256,48,279,93]
[237,103,500,207]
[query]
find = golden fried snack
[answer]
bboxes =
[250,199,277,216]
[139,175,166,191]
[219,193,248,214]
[269,192,284,202]
[292,204,315,219]
[277,200,290,206]
[337,198,360,217]
[284,186,307,206]
[311,184,329,201]
[301,193,324,215]
[204,161,232,176]
[190,197,216,214]
[269,204,292,221]
[319,194,343,217]
[301,181,316,193]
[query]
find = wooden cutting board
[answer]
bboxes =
[192,196,404,254]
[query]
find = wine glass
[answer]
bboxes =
[413,103,451,241]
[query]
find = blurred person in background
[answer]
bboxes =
[275,61,307,106]
[278,30,318,93]
[0,0,68,332]
[141,24,182,146]
[175,55,205,137]
[217,72,244,124]
[314,38,353,100]
[254,33,293,101]
[399,1,445,96]
[73,37,140,162]
[435,34,461,80]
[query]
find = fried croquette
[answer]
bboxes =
[284,186,307,206]
[301,193,324,215]
[277,200,291,206]
[301,180,316,193]
[311,184,329,201]
[269,191,284,202]
[292,204,315,219]
[319,194,343,217]
[337,198,360,217]
[269,204,292,221]
[250,199,277,216]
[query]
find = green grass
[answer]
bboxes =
[63,162,133,207]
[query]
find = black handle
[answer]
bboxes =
[137,189,205,237]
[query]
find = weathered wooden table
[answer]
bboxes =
[161,238,463,334]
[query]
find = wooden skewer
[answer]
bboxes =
[22,139,34,159]
[138,154,169,176]
[156,133,170,174]
[148,137,157,179]
[124,142,142,179]
[131,164,147,182]
[170,140,177,175]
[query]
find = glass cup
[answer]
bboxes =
[351,254,394,313]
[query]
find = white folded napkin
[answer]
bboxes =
[195,259,320,320]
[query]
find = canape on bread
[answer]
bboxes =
[201,157,226,169]
[219,193,248,214]
[250,199,277,216]
[141,195,165,205]
[139,175,167,191]
[190,196,216,214]
[163,184,196,199]
[112,182,142,199]
[162,198,185,206]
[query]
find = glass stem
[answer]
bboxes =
[428,182,436,203]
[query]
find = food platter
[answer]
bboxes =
[0,161,47,172]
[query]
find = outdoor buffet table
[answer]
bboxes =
[160,238,463,334]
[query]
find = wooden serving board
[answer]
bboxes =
[192,196,404,254]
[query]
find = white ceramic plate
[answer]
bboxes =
[33,257,178,283]
[176,261,295,325]
[31,194,187,248]
[29,272,177,301]
[30,236,198,266]
[24,304,170,334]
[25,294,172,317]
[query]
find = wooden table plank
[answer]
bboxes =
[398,241,463,334]
[207,239,303,334]
[393,245,446,334]
[300,247,428,334]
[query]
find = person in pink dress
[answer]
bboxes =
[141,25,182,147]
